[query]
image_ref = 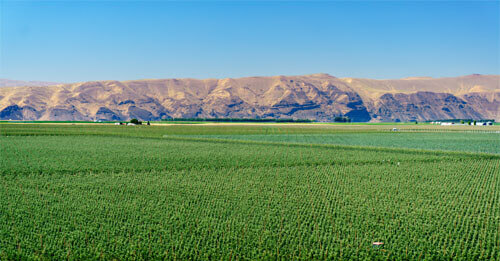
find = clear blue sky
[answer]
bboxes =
[0,1,498,82]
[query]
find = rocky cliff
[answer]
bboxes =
[0,74,498,122]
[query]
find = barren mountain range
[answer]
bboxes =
[0,74,498,122]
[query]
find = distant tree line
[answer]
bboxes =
[128,119,150,125]
[130,118,142,124]
[161,118,315,123]
[333,116,351,123]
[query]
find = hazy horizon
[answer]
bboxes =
[3,72,500,85]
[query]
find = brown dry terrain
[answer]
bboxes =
[0,74,498,122]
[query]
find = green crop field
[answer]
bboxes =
[181,132,500,154]
[0,123,499,260]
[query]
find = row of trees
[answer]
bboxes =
[333,116,351,123]
[160,118,315,123]
[129,119,150,125]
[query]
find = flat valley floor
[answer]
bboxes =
[0,123,499,259]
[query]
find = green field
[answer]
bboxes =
[0,123,499,260]
[180,132,500,154]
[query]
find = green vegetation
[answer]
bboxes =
[0,123,499,259]
[161,118,315,123]
[0,120,113,124]
[333,116,351,122]
[181,132,500,154]
[130,118,142,125]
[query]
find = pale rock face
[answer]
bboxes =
[0,74,498,122]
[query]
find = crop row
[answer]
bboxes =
[1,134,499,259]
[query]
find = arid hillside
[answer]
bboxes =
[0,74,498,122]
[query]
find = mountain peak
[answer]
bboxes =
[305,73,335,78]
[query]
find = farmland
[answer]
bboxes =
[181,132,500,154]
[0,123,499,260]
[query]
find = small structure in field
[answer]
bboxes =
[372,242,384,249]
[127,123,136,126]
[392,128,399,132]
[114,122,121,125]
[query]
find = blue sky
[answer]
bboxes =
[0,1,498,82]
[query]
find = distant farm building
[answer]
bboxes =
[434,120,494,126]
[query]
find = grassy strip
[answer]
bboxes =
[162,135,500,159]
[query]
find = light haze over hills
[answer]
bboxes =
[0,74,498,122]
[0,79,61,88]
